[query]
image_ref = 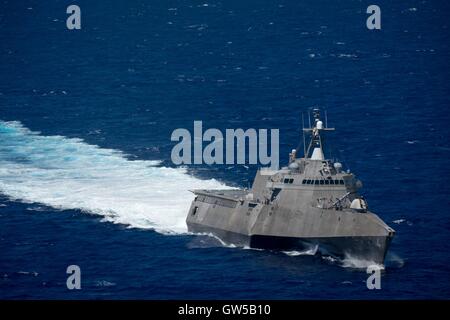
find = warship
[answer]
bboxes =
[186,109,395,264]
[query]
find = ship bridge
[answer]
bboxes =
[252,108,368,212]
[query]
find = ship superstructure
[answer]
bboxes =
[186,109,395,264]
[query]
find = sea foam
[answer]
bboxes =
[0,120,229,234]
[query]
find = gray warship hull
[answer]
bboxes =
[188,222,392,263]
[187,186,394,264]
[185,109,395,264]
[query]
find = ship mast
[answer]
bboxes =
[302,108,335,160]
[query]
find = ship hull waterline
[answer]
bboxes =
[187,222,393,265]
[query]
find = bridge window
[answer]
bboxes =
[289,178,294,184]
[314,180,319,185]
[320,180,324,185]
[340,180,345,185]
[325,180,330,185]
[302,179,307,184]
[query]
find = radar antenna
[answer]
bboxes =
[302,108,335,160]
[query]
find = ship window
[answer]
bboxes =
[329,180,334,185]
[307,179,311,184]
[314,180,319,185]
[340,180,345,185]
[284,178,289,183]
[191,206,198,216]
[289,179,294,184]
[325,180,330,185]
[302,179,306,184]
[335,179,340,184]
[320,180,324,185]
[248,203,257,208]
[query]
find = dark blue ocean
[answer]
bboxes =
[1,0,450,299]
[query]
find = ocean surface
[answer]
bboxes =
[1,0,450,299]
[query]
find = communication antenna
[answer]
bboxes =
[308,109,311,129]
[325,110,328,128]
[302,112,306,157]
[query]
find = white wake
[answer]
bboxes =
[0,120,230,234]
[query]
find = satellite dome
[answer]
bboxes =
[350,198,368,212]
[334,162,342,172]
[288,162,299,170]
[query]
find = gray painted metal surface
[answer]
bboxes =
[186,109,395,264]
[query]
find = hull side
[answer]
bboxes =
[187,221,392,264]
